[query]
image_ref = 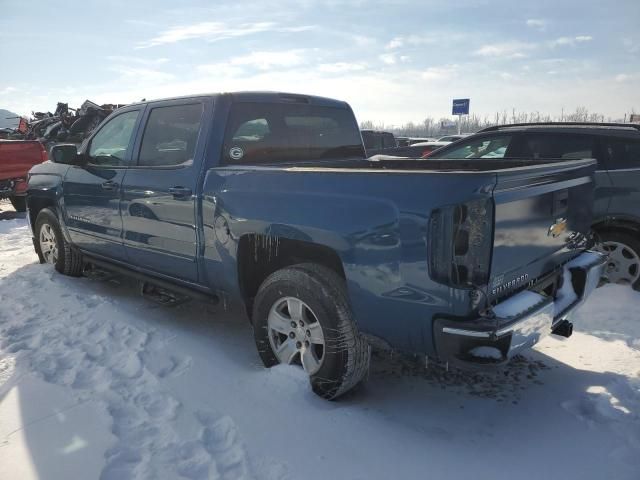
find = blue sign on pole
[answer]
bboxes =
[452,98,470,115]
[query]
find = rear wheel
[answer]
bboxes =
[252,263,370,400]
[9,196,26,212]
[34,208,83,276]
[594,231,640,290]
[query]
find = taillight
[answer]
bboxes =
[428,198,494,287]
[40,143,48,162]
[421,149,433,158]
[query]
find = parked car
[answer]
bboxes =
[393,137,435,148]
[438,133,472,143]
[379,141,449,158]
[27,93,604,399]
[396,136,410,147]
[361,129,397,155]
[407,137,436,144]
[0,140,48,211]
[429,122,640,289]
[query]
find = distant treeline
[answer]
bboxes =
[360,107,636,137]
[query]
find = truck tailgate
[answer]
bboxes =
[0,140,47,179]
[488,159,596,300]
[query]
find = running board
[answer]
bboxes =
[141,282,191,307]
[82,255,219,306]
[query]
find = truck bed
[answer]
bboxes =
[246,156,595,172]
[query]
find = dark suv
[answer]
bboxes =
[429,122,640,289]
[360,129,397,156]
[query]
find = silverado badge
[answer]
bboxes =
[548,217,567,238]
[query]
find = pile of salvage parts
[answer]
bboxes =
[0,100,126,149]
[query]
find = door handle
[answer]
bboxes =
[101,181,118,191]
[169,186,192,199]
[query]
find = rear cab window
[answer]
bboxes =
[222,102,365,164]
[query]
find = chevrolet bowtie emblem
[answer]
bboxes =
[548,217,567,238]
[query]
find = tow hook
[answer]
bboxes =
[552,319,573,338]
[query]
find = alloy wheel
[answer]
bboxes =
[267,297,326,375]
[39,223,59,265]
[594,240,640,285]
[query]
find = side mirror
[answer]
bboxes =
[51,144,83,165]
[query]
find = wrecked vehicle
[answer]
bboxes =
[27,92,605,399]
[0,140,48,211]
[5,100,124,147]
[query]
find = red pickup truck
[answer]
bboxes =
[0,140,48,211]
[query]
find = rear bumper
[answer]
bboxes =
[0,177,27,198]
[433,251,606,366]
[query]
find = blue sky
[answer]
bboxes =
[1,0,639,125]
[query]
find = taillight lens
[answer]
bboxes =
[421,149,433,158]
[429,198,494,287]
[40,143,48,162]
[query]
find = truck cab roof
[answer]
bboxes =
[129,91,351,109]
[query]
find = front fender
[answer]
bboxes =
[26,163,70,239]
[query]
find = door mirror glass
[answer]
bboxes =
[51,144,80,165]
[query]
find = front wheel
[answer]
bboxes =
[252,263,370,400]
[34,208,83,276]
[594,231,640,290]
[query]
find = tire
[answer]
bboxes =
[252,263,370,400]
[34,208,83,277]
[9,196,26,212]
[594,231,640,290]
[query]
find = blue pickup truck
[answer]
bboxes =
[26,92,605,399]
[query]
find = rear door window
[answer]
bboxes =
[517,133,597,160]
[431,135,512,159]
[361,131,382,150]
[603,137,640,169]
[382,133,397,149]
[138,103,203,167]
[222,103,365,164]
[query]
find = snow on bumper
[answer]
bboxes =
[434,251,606,366]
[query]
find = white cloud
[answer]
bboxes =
[230,50,306,70]
[379,53,397,65]
[474,42,534,59]
[194,49,308,75]
[615,72,640,82]
[318,62,367,73]
[386,37,403,50]
[195,62,245,77]
[421,65,458,81]
[379,53,409,65]
[526,19,547,31]
[0,86,17,95]
[550,35,593,47]
[137,21,308,48]
[109,66,175,83]
[106,56,169,66]
[385,34,438,51]
[623,38,640,54]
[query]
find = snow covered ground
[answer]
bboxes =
[1,201,639,480]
